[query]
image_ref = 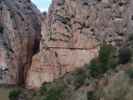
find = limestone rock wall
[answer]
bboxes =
[0,0,41,85]
[26,0,133,88]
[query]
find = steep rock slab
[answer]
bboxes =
[27,48,98,88]
[0,0,41,85]
[26,0,98,89]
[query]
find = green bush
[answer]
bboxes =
[89,43,117,78]
[128,33,133,42]
[99,43,113,64]
[73,68,87,89]
[118,47,132,64]
[87,91,96,100]
[40,83,48,95]
[89,58,102,78]
[40,82,65,100]
[44,87,64,100]
[126,68,133,79]
[8,89,21,100]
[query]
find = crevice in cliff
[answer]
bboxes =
[32,38,41,55]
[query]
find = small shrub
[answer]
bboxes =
[99,43,113,64]
[126,68,133,79]
[40,83,48,95]
[73,68,87,89]
[128,33,133,42]
[87,91,96,100]
[107,58,118,69]
[89,58,102,78]
[89,43,117,78]
[40,82,65,100]
[118,47,132,64]
[45,87,64,100]
[44,87,64,100]
[9,89,21,100]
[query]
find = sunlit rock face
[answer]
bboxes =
[27,0,133,88]
[0,0,41,85]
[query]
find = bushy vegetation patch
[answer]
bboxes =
[99,43,113,64]
[87,91,96,100]
[126,68,133,79]
[37,79,67,100]
[42,86,65,100]
[72,68,87,89]
[88,43,117,78]
[128,33,133,42]
[9,89,21,100]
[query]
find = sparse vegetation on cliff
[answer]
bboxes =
[9,89,21,100]
[41,85,65,100]
[1,0,133,99]
[126,68,133,79]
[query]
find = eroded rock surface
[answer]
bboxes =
[0,0,41,85]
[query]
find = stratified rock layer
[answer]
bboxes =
[0,0,41,85]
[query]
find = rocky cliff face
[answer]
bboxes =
[26,0,133,88]
[0,0,41,85]
[0,0,133,89]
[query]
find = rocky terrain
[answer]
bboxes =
[27,0,133,88]
[0,0,133,100]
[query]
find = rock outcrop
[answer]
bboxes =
[0,0,41,85]
[26,0,133,88]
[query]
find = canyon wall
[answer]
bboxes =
[27,0,133,88]
[0,0,133,89]
[0,0,41,85]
